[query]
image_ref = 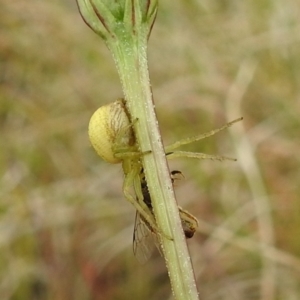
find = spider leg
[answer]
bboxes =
[122,164,159,235]
[166,151,237,161]
[123,161,173,240]
[165,117,243,152]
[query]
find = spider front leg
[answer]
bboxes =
[166,151,237,161]
[122,159,166,238]
[165,117,243,162]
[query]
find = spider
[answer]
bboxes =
[88,98,242,260]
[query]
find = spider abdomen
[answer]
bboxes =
[88,99,134,164]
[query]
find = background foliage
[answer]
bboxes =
[1,0,300,299]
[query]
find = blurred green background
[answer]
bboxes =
[1,0,300,299]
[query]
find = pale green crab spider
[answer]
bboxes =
[88,99,158,235]
[88,98,242,241]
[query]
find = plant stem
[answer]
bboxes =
[106,31,199,300]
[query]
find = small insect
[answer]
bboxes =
[133,169,199,263]
[88,99,242,260]
[139,169,198,239]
